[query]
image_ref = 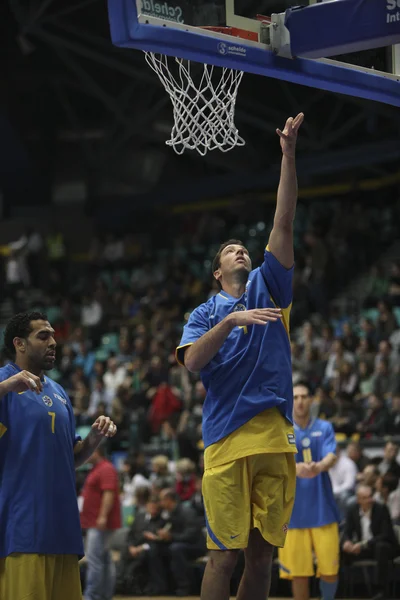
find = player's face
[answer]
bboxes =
[293,385,312,420]
[24,320,57,371]
[214,244,252,284]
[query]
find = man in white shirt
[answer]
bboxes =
[103,357,127,397]
[329,447,357,516]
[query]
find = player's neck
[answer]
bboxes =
[15,357,44,379]
[294,415,312,429]
[221,278,246,299]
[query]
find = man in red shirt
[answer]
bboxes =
[80,443,121,600]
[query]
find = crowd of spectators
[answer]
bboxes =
[1,194,400,596]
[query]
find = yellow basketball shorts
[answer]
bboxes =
[278,522,340,579]
[202,452,296,550]
[0,553,82,600]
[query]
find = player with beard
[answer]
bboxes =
[0,312,117,600]
[176,114,304,600]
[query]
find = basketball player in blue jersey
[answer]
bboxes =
[279,382,340,600]
[176,113,304,600]
[0,311,117,600]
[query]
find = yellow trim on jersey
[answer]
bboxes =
[205,407,296,470]
[175,343,193,367]
[0,423,7,438]
[218,292,230,300]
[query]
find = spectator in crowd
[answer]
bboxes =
[121,456,151,508]
[103,357,126,397]
[356,464,380,488]
[175,458,197,501]
[329,447,358,516]
[87,376,114,417]
[116,495,165,595]
[387,394,400,435]
[342,484,399,599]
[324,339,354,384]
[347,442,370,473]
[80,443,121,600]
[330,393,357,437]
[150,455,175,491]
[334,360,359,398]
[177,381,205,463]
[374,472,400,525]
[146,489,206,596]
[356,394,388,438]
[376,300,398,340]
[375,441,400,478]
[372,359,395,399]
[190,475,206,528]
[355,361,374,402]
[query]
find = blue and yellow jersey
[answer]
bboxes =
[0,363,84,558]
[176,248,295,460]
[290,418,340,529]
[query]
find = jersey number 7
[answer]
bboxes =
[48,411,56,434]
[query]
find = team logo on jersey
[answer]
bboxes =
[301,437,311,448]
[233,303,246,312]
[282,523,288,534]
[287,433,296,445]
[54,393,67,405]
[42,395,53,407]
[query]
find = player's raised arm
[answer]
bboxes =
[268,113,304,270]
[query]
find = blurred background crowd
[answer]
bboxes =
[1,194,400,596]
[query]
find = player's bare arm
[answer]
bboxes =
[74,415,117,468]
[312,452,337,474]
[184,308,282,372]
[0,371,43,398]
[268,113,304,269]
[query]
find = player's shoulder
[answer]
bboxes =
[0,363,16,382]
[190,295,217,317]
[314,418,334,434]
[46,378,70,403]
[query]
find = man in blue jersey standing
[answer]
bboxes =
[0,312,117,600]
[279,382,340,600]
[176,113,304,600]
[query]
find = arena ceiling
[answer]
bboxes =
[2,0,400,214]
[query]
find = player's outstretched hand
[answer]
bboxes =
[277,113,304,158]
[91,415,117,438]
[229,308,282,328]
[4,370,43,395]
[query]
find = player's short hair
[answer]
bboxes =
[293,381,311,395]
[3,311,48,359]
[212,239,245,273]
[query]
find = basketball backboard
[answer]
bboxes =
[109,0,400,107]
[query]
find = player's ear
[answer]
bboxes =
[213,269,221,283]
[14,337,26,354]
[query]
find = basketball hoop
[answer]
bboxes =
[144,52,245,156]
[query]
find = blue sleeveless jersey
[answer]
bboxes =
[176,249,294,449]
[0,363,84,557]
[290,418,340,529]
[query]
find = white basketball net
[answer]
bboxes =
[144,52,245,156]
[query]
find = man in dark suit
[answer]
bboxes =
[146,488,207,596]
[116,495,165,595]
[342,484,399,599]
[376,441,400,479]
